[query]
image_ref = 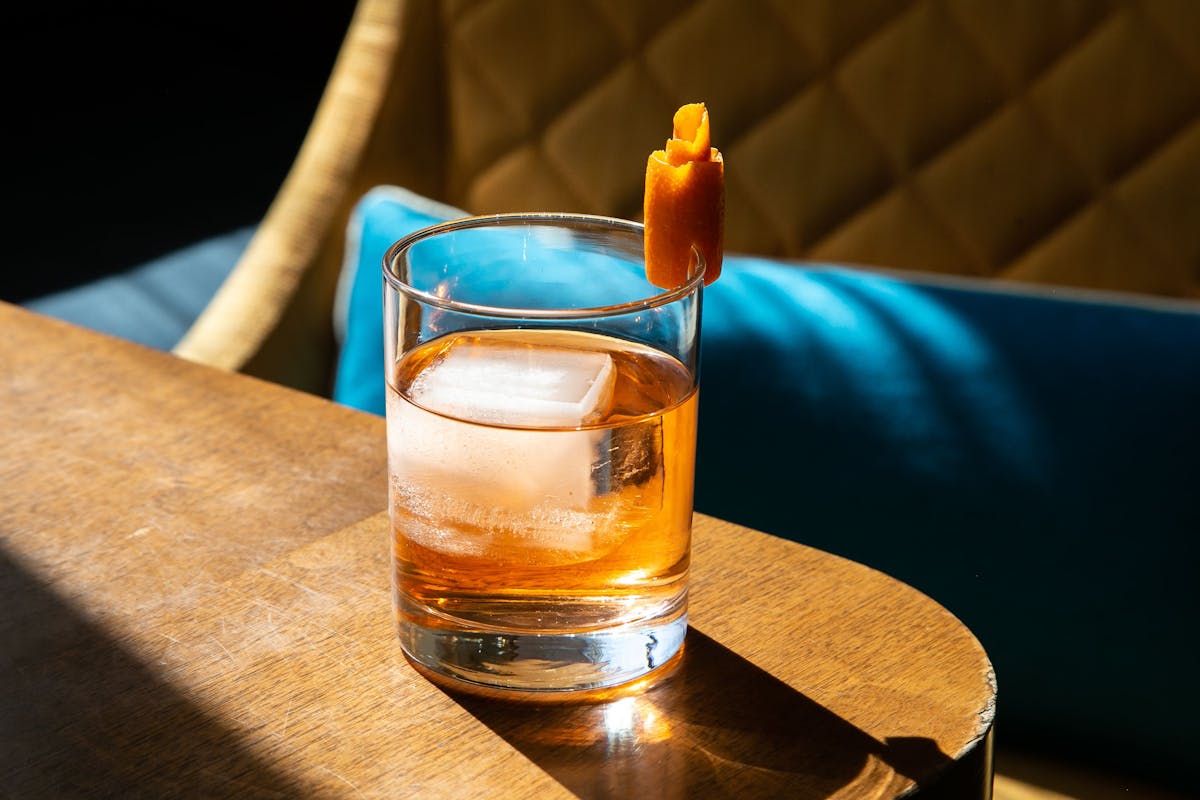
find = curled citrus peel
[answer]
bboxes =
[644,102,725,288]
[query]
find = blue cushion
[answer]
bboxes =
[22,227,254,350]
[332,187,471,412]
[333,186,1200,787]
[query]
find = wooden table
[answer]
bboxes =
[1,302,995,799]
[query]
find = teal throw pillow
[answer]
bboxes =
[332,186,1200,789]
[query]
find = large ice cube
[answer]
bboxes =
[411,335,615,427]
[388,335,620,559]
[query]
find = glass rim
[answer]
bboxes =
[382,213,706,320]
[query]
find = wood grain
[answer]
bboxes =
[1,303,994,798]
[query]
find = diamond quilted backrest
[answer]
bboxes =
[425,0,1199,297]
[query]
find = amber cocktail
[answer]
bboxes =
[384,214,702,693]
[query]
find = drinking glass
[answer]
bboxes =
[383,213,703,694]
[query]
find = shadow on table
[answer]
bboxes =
[0,545,298,798]
[451,628,985,799]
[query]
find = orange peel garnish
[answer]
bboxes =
[644,102,725,288]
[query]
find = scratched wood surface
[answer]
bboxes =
[1,302,995,799]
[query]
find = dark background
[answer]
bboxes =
[5,2,357,302]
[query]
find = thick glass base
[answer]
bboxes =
[398,600,687,694]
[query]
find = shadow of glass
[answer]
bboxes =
[449,628,958,799]
[0,546,300,798]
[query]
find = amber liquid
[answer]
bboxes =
[388,328,696,646]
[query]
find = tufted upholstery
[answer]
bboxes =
[177,0,1199,394]
[443,0,1199,295]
